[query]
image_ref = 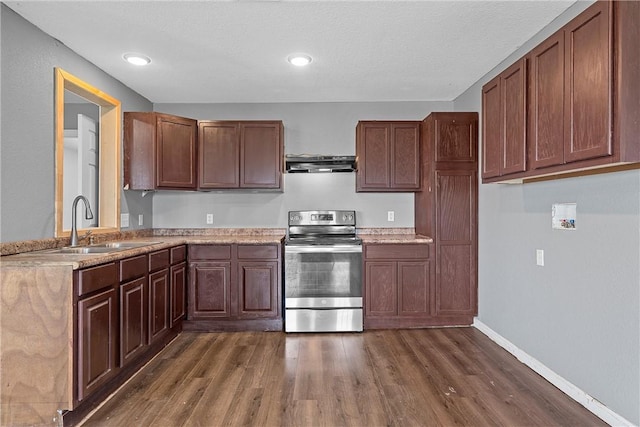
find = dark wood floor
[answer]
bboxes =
[80,328,606,426]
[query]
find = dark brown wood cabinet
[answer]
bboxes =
[415,112,478,326]
[124,112,198,190]
[70,245,185,422]
[482,58,527,179]
[148,250,170,344]
[530,1,612,170]
[483,0,639,183]
[188,244,232,319]
[75,262,119,402]
[187,243,282,330]
[356,121,421,192]
[364,244,433,328]
[119,254,148,367]
[237,244,280,319]
[198,121,283,190]
[170,246,187,327]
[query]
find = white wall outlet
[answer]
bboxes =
[387,211,395,222]
[138,214,144,226]
[121,213,130,228]
[536,249,544,266]
[206,213,214,224]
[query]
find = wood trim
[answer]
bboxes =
[54,68,121,238]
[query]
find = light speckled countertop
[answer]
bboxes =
[1,233,285,269]
[1,227,433,269]
[357,227,433,244]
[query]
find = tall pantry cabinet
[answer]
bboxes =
[415,112,478,324]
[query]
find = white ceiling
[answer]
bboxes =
[6,0,577,104]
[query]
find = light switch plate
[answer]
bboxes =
[121,213,130,228]
[138,214,144,226]
[536,249,544,266]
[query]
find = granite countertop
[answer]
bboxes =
[1,230,285,269]
[1,227,433,269]
[357,227,433,244]
[359,234,433,244]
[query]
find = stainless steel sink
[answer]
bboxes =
[92,241,161,249]
[34,241,161,255]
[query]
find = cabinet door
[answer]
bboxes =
[120,277,147,366]
[391,123,420,189]
[365,262,397,317]
[156,115,197,189]
[77,287,118,402]
[563,1,612,163]
[148,269,169,344]
[435,170,477,316]
[529,31,565,169]
[199,121,239,189]
[481,76,502,179]
[188,262,231,319]
[357,123,390,190]
[501,59,527,175]
[434,115,477,164]
[170,262,187,326]
[398,261,430,317]
[237,261,279,318]
[240,122,282,189]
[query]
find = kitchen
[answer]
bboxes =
[1,1,638,426]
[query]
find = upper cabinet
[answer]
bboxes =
[482,0,640,183]
[198,121,283,190]
[356,121,421,192]
[124,112,197,190]
[125,115,284,191]
[481,58,527,179]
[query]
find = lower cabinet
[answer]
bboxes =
[119,254,148,366]
[187,243,282,330]
[148,268,170,344]
[73,245,185,414]
[170,263,187,326]
[76,263,119,402]
[364,243,439,329]
[189,262,232,318]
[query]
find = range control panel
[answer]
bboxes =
[289,210,356,226]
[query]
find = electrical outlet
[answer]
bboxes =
[387,211,395,222]
[536,249,544,266]
[138,214,144,226]
[206,213,214,224]
[121,213,129,228]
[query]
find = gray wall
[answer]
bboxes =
[0,5,153,243]
[152,102,452,228]
[454,1,639,424]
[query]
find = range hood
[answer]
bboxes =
[285,154,357,173]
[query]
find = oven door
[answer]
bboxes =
[284,244,362,308]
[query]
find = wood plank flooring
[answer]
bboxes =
[80,328,606,426]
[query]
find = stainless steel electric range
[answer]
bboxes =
[284,210,363,332]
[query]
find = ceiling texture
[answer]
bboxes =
[6,0,577,104]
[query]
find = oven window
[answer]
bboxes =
[285,252,362,298]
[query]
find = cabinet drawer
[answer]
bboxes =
[77,262,118,297]
[149,249,170,272]
[120,254,148,282]
[170,245,186,264]
[365,244,430,260]
[189,244,232,261]
[237,244,279,260]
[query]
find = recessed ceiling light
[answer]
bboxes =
[287,54,312,67]
[123,53,151,66]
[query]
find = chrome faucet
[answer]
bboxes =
[70,195,94,247]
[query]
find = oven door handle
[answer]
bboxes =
[285,245,362,254]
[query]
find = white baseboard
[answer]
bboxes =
[473,318,636,427]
